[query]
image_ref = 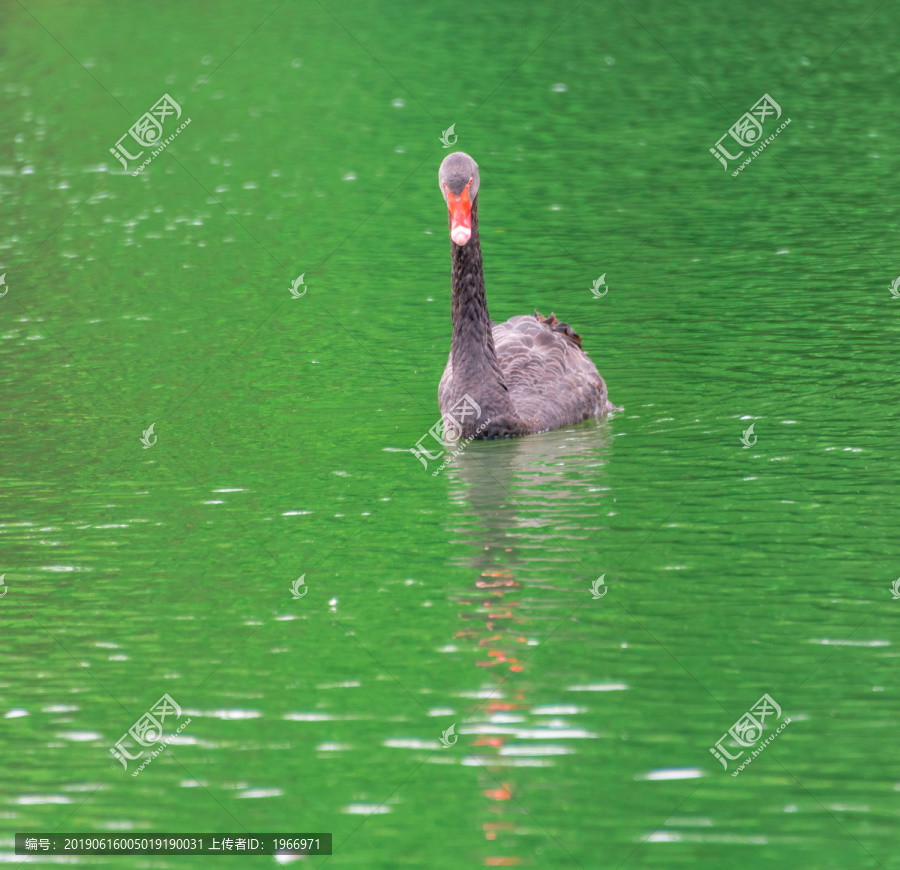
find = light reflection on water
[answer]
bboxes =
[435,422,618,860]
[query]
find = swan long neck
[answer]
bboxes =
[449,199,507,395]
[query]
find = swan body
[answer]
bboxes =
[437,152,617,440]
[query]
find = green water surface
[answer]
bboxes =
[2,1,899,868]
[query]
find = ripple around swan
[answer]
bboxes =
[426,707,455,717]
[236,788,283,799]
[384,738,440,750]
[12,795,72,805]
[166,735,205,746]
[640,832,768,844]
[54,731,102,742]
[566,683,628,692]
[282,712,336,722]
[183,708,261,719]
[461,756,554,768]
[531,705,586,715]
[809,638,889,647]
[461,725,597,739]
[636,768,706,781]
[497,745,574,756]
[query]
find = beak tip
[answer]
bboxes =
[451,227,471,245]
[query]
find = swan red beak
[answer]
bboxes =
[445,182,472,246]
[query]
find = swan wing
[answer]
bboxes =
[493,313,613,431]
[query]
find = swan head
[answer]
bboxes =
[439,152,479,246]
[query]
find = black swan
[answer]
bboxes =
[437,151,617,441]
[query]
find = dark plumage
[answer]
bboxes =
[437,152,618,440]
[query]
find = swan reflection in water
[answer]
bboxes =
[440,419,616,863]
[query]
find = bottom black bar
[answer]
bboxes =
[16,833,332,855]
